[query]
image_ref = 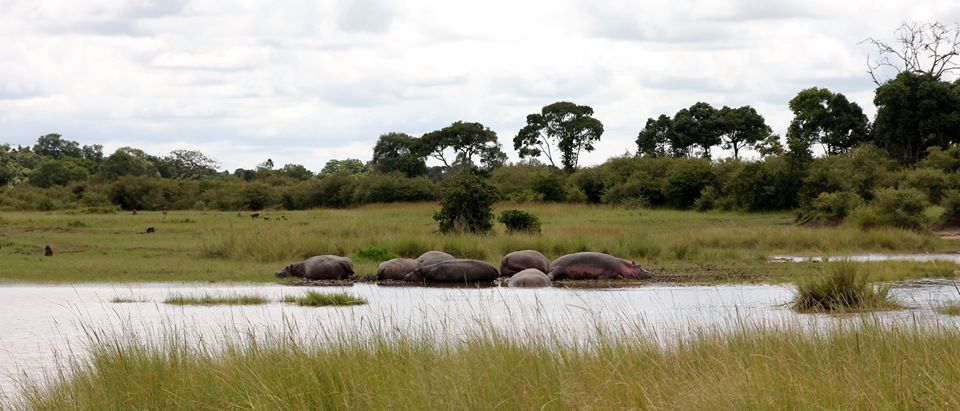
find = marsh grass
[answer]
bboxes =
[282,291,367,306]
[109,297,147,303]
[163,293,269,306]
[13,320,960,409]
[792,261,902,312]
[936,303,960,315]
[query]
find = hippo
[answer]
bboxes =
[499,250,550,277]
[403,259,499,283]
[416,250,456,267]
[548,252,650,280]
[507,268,551,287]
[377,258,420,281]
[276,255,354,280]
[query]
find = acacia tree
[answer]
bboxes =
[161,149,219,179]
[370,132,427,177]
[786,87,870,157]
[672,102,721,158]
[514,101,604,172]
[636,114,674,157]
[716,106,771,159]
[420,121,506,171]
[863,22,960,84]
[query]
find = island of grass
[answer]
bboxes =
[792,261,903,313]
[283,291,367,306]
[163,293,269,306]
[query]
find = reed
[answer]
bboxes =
[792,261,902,312]
[282,291,367,306]
[163,293,269,306]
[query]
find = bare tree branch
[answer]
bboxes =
[861,22,960,85]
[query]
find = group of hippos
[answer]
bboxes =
[275,250,652,287]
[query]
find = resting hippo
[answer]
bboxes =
[507,268,551,288]
[276,255,354,280]
[548,252,650,280]
[416,250,456,267]
[403,259,499,283]
[377,258,420,280]
[500,250,550,277]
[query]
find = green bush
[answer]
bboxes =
[848,188,930,231]
[661,159,715,209]
[797,191,863,226]
[352,245,399,262]
[239,184,273,211]
[937,190,960,228]
[602,171,658,207]
[792,261,898,312]
[532,171,566,202]
[352,174,437,204]
[897,167,949,204]
[433,169,499,234]
[498,209,542,234]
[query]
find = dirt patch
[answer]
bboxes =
[936,231,960,240]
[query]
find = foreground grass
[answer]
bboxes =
[282,291,367,307]
[13,321,960,410]
[0,204,956,283]
[163,293,269,306]
[793,261,902,312]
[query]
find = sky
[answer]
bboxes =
[1,0,959,172]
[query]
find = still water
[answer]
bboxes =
[1,280,959,398]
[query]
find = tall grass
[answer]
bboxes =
[163,293,269,306]
[792,261,901,312]
[12,320,960,409]
[282,291,367,307]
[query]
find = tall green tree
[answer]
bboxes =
[421,121,506,171]
[160,149,219,179]
[786,87,870,157]
[321,159,367,175]
[873,72,960,163]
[672,102,721,158]
[716,106,771,159]
[100,147,159,179]
[370,132,428,177]
[33,134,82,159]
[514,101,604,171]
[636,115,674,158]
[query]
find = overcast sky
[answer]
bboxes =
[1,0,958,171]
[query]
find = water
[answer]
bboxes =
[770,253,960,263]
[1,281,959,399]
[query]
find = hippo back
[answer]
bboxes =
[419,259,499,283]
[507,268,551,287]
[500,250,550,277]
[416,251,456,267]
[549,252,637,280]
[303,255,355,280]
[377,258,420,280]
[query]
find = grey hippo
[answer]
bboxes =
[403,259,499,283]
[499,249,550,277]
[416,250,456,267]
[276,255,355,280]
[376,258,420,281]
[548,252,650,280]
[507,268,551,287]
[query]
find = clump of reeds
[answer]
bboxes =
[282,291,367,306]
[792,260,901,312]
[163,293,269,306]
[109,297,147,303]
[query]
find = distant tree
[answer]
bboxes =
[756,134,786,158]
[233,168,257,181]
[28,159,90,187]
[81,144,104,163]
[161,149,219,179]
[321,158,367,175]
[636,115,674,157]
[371,132,428,177]
[421,121,506,171]
[100,147,159,179]
[873,72,960,163]
[716,106,771,159]
[433,169,499,234]
[671,102,721,158]
[257,158,275,171]
[863,22,960,85]
[515,101,604,171]
[786,88,871,157]
[277,163,313,180]
[33,134,82,159]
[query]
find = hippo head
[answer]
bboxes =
[275,262,305,278]
[402,269,425,283]
[626,261,652,279]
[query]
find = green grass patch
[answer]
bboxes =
[109,297,147,303]
[282,291,367,307]
[936,303,960,316]
[163,293,269,306]
[792,261,902,312]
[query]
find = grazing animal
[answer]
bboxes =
[548,252,651,280]
[403,259,499,283]
[44,245,53,256]
[507,268,551,287]
[145,227,156,234]
[131,209,138,215]
[377,258,420,281]
[251,213,260,219]
[276,255,354,280]
[415,250,456,267]
[500,250,550,277]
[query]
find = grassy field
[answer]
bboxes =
[12,320,960,410]
[0,203,957,283]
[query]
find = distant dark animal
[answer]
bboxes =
[276,255,354,280]
[416,251,455,267]
[280,216,288,221]
[548,252,651,280]
[251,213,260,219]
[263,217,270,221]
[500,250,550,277]
[507,268,551,287]
[44,245,53,257]
[403,259,499,283]
[145,227,155,234]
[377,258,420,280]
[132,209,138,215]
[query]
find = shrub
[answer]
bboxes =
[792,261,899,312]
[498,209,542,234]
[433,169,499,234]
[352,174,437,204]
[728,162,779,211]
[532,171,566,202]
[352,245,399,262]
[937,190,960,228]
[602,171,658,206]
[848,187,930,231]
[896,167,949,204]
[797,191,863,226]
[238,184,273,211]
[661,159,715,209]
[568,167,607,204]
